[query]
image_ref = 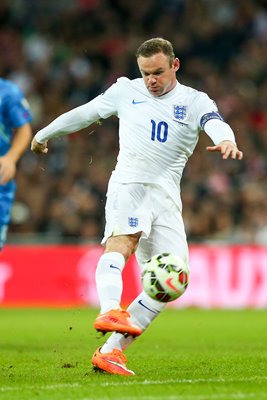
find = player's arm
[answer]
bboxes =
[31,81,120,155]
[195,94,243,161]
[198,105,243,160]
[204,119,243,160]
[0,122,32,184]
[31,102,101,154]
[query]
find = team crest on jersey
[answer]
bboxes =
[173,105,187,120]
[128,217,138,228]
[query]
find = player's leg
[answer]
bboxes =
[92,289,165,376]
[94,233,143,337]
[0,224,8,251]
[122,198,188,346]
[92,183,154,374]
[92,233,142,375]
[93,182,152,336]
[100,190,189,355]
[0,183,15,251]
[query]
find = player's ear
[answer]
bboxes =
[173,58,180,72]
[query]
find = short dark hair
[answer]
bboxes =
[136,38,175,66]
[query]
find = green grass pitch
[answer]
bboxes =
[0,308,266,400]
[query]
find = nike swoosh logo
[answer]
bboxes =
[172,120,189,126]
[138,299,158,314]
[132,99,147,105]
[166,278,180,293]
[110,264,120,271]
[107,359,133,373]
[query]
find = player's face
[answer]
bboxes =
[137,52,180,97]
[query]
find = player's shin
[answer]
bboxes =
[95,252,125,313]
[128,291,166,330]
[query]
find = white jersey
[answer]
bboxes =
[35,76,235,210]
[92,77,221,208]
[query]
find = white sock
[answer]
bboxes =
[101,291,166,353]
[95,252,125,313]
[128,291,166,329]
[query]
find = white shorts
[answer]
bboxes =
[102,182,189,269]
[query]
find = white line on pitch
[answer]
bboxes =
[0,376,266,392]
[80,395,259,400]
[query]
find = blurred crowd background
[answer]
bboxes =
[1,0,267,245]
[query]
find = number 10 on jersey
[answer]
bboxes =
[151,120,168,143]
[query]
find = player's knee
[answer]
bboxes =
[105,232,141,261]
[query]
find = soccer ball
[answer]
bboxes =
[141,253,189,303]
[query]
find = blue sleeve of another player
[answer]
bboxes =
[5,86,32,128]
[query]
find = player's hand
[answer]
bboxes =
[206,140,243,160]
[31,137,48,154]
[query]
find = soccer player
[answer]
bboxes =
[0,78,32,250]
[31,38,243,375]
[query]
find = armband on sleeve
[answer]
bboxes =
[200,112,224,130]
